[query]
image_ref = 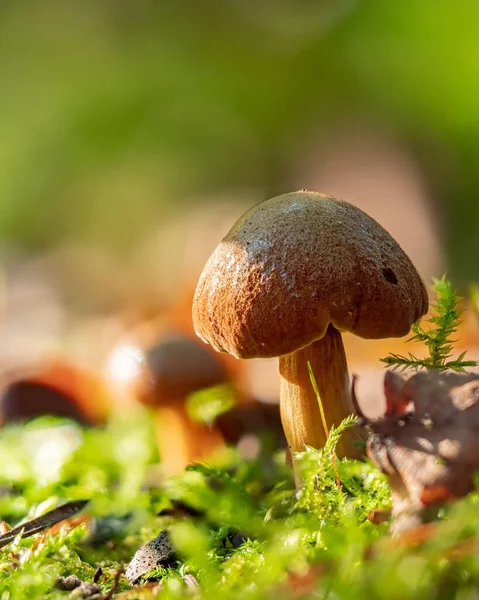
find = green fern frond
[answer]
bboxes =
[322,415,357,457]
[380,275,477,371]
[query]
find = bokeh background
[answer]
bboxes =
[1,1,479,465]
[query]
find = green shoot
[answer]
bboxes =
[381,275,477,371]
[321,414,358,461]
[307,362,357,489]
[307,361,329,440]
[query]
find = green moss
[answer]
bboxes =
[1,409,479,599]
[381,275,477,371]
[2,279,479,598]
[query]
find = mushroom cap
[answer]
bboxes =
[0,361,107,426]
[138,332,230,406]
[192,191,428,358]
[1,380,94,426]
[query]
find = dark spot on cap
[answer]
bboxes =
[382,267,398,285]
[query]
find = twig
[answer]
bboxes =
[101,568,124,600]
[0,500,89,549]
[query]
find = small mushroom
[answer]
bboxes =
[125,531,174,585]
[107,330,230,475]
[141,332,233,474]
[138,332,230,407]
[192,191,427,470]
[1,379,93,426]
[0,361,108,426]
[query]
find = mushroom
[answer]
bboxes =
[192,191,428,467]
[107,330,231,475]
[138,332,231,407]
[0,360,108,426]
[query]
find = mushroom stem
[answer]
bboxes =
[279,324,362,469]
[154,406,193,477]
[153,404,225,477]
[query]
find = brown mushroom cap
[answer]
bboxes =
[0,361,108,426]
[193,191,428,359]
[138,332,229,406]
[1,380,94,426]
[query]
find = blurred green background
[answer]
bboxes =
[1,0,477,285]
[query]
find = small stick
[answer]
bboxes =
[0,500,89,549]
[101,568,124,600]
[350,375,368,424]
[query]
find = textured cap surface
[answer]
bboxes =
[193,191,428,358]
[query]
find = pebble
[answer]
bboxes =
[69,582,101,599]
[57,575,82,591]
[125,531,174,585]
